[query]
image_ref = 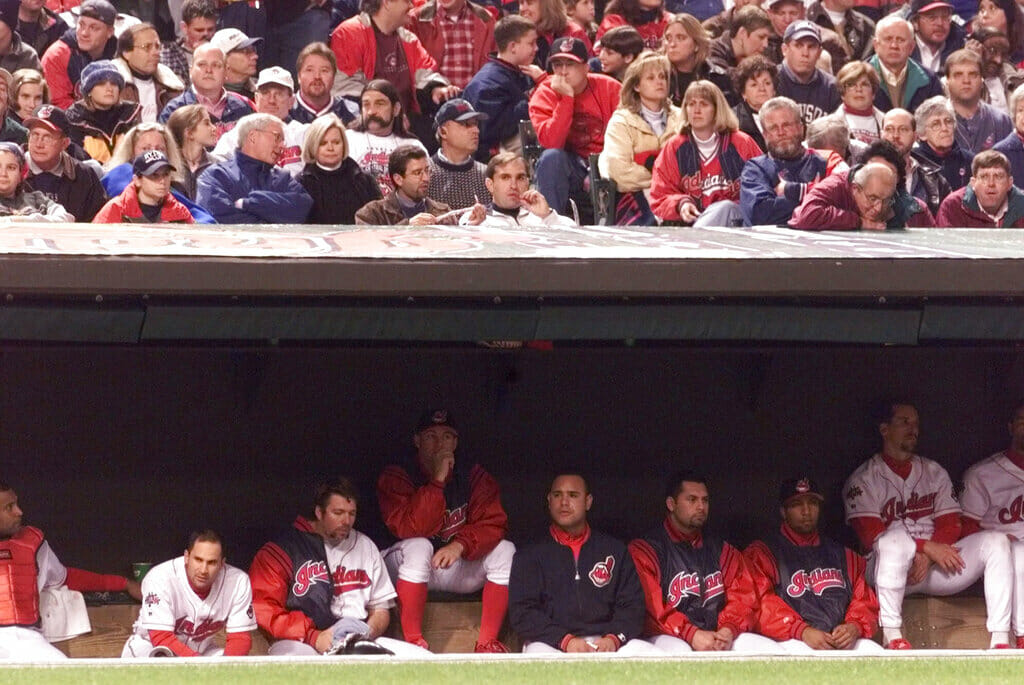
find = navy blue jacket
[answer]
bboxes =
[775,64,841,127]
[509,526,645,649]
[993,131,1024,189]
[158,88,254,131]
[740,150,832,226]
[462,56,535,160]
[196,150,313,224]
[912,140,973,191]
[102,163,216,224]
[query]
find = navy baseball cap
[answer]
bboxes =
[415,408,458,435]
[24,104,70,137]
[547,37,589,67]
[779,477,824,505]
[910,0,954,14]
[434,99,488,130]
[133,150,175,177]
[784,20,822,44]
[77,0,117,26]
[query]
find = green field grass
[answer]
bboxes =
[8,658,1024,685]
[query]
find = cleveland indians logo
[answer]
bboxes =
[786,568,846,598]
[589,556,615,587]
[558,37,575,53]
[881,491,938,524]
[144,593,161,607]
[293,560,372,597]
[666,571,724,607]
[439,504,468,542]
[174,616,226,641]
[999,495,1024,524]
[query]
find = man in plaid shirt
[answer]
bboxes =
[409,0,496,90]
[160,0,218,89]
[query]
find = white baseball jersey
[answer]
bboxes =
[844,453,960,538]
[961,451,1024,538]
[35,541,68,593]
[131,557,256,654]
[323,530,396,621]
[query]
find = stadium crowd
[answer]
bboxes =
[0,0,1012,228]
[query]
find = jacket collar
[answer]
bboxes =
[963,184,1024,226]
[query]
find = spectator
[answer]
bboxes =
[10,67,47,125]
[731,54,776,152]
[196,112,312,224]
[40,0,116,109]
[103,121,214,223]
[807,115,853,163]
[775,21,841,126]
[565,0,597,42]
[66,59,140,162]
[596,0,671,51]
[299,113,381,224]
[518,0,592,68]
[937,149,1024,226]
[595,25,644,81]
[261,0,331,82]
[289,42,355,125]
[869,15,944,113]
[972,0,1024,64]
[461,151,577,226]
[740,96,845,226]
[790,161,901,229]
[347,79,427,196]
[212,66,306,176]
[408,0,496,91]
[113,22,184,122]
[598,51,683,225]
[0,140,71,220]
[158,43,254,141]
[428,98,491,209]
[23,104,107,220]
[707,5,773,76]
[0,0,41,75]
[806,0,875,73]
[971,26,1024,111]
[166,102,216,199]
[702,0,762,39]
[668,0,723,23]
[94,149,194,223]
[947,48,1012,155]
[764,0,844,71]
[329,0,456,134]
[210,27,260,101]
[18,0,70,57]
[0,67,26,142]
[528,37,620,216]
[355,144,479,224]
[882,107,950,216]
[909,0,965,74]
[462,15,543,160]
[830,61,884,147]
[664,14,731,107]
[650,79,762,226]
[912,95,973,190]
[993,83,1024,187]
[160,0,217,89]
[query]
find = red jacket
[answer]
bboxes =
[936,185,1024,228]
[93,183,195,224]
[596,12,671,50]
[628,521,759,644]
[789,169,935,230]
[330,12,449,113]
[744,525,878,642]
[407,0,496,89]
[377,461,507,560]
[528,73,620,158]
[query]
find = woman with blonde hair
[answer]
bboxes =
[663,14,732,106]
[299,114,381,224]
[101,121,216,223]
[10,69,48,125]
[166,104,218,200]
[599,52,684,224]
[519,0,592,67]
[650,79,762,225]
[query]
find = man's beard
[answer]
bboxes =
[768,140,803,159]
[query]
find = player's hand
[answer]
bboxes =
[775,180,787,197]
[907,551,930,585]
[520,64,546,81]
[432,451,455,482]
[860,217,887,231]
[409,212,439,226]
[549,74,574,97]
[828,622,860,650]
[519,189,550,217]
[712,626,734,650]
[679,201,700,223]
[922,540,966,575]
[431,541,465,569]
[690,629,718,651]
[801,626,833,650]
[592,636,618,652]
[431,85,461,104]
[124,579,143,601]
[315,629,334,654]
[465,202,487,226]
[564,636,594,652]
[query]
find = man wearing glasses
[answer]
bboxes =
[867,15,943,113]
[937,149,1024,227]
[196,112,312,224]
[911,96,972,191]
[113,22,185,123]
[881,108,949,217]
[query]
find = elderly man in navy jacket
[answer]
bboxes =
[196,113,312,224]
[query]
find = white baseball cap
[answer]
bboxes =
[210,27,262,55]
[256,66,294,92]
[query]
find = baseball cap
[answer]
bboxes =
[784,19,822,44]
[211,28,263,55]
[546,37,589,67]
[778,477,825,506]
[764,0,803,9]
[910,0,954,15]
[434,98,488,130]
[256,66,294,92]
[132,150,175,177]
[77,0,117,26]
[415,408,458,435]
[24,104,70,137]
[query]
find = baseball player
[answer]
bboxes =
[960,401,1024,648]
[628,471,785,654]
[744,477,882,654]
[508,473,660,655]
[250,477,429,657]
[0,481,142,661]
[844,400,1014,649]
[121,530,255,657]
[377,409,514,653]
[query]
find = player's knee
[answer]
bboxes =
[397,537,435,569]
[876,527,916,561]
[977,529,1011,560]
[483,539,516,579]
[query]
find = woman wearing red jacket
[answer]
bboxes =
[649,79,762,226]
